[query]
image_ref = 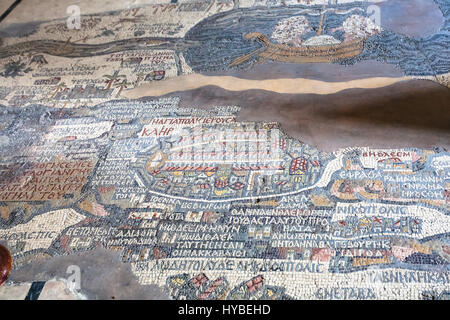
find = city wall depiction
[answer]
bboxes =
[0,0,449,300]
[0,97,449,300]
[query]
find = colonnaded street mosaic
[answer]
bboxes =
[0,0,449,300]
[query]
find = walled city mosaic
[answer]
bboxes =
[0,0,449,299]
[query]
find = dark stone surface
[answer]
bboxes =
[170,79,450,152]
[206,60,405,81]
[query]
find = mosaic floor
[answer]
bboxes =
[0,0,449,300]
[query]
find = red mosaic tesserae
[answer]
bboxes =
[0,244,12,286]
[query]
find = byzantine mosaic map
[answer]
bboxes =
[0,0,449,300]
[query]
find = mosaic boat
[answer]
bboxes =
[230,6,365,67]
[229,32,364,67]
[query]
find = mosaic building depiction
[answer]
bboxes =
[0,0,449,300]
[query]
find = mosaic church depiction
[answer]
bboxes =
[0,0,449,300]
